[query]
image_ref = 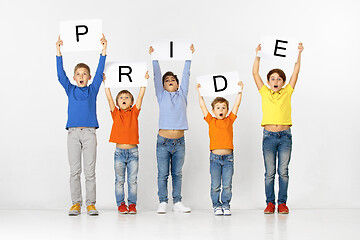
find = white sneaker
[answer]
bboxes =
[223,208,231,216]
[214,207,223,216]
[173,202,191,213]
[157,202,167,214]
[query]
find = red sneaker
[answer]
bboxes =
[264,202,275,214]
[118,202,128,214]
[128,204,137,214]
[278,203,289,214]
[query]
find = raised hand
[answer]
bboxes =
[298,42,304,53]
[56,35,63,56]
[196,83,201,93]
[149,46,154,55]
[238,81,244,91]
[190,44,195,54]
[256,44,261,55]
[100,33,107,56]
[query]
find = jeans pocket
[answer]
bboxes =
[130,148,139,159]
[285,132,292,140]
[87,128,96,134]
[226,155,234,162]
[179,138,185,146]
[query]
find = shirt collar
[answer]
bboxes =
[270,87,284,95]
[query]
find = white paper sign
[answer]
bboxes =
[104,62,148,88]
[197,71,242,97]
[59,19,102,52]
[257,36,299,63]
[151,41,193,60]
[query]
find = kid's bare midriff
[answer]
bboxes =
[264,125,290,132]
[159,129,184,139]
[211,149,233,155]
[116,144,137,149]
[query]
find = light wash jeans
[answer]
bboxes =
[156,135,185,203]
[262,128,292,205]
[114,146,139,206]
[210,152,234,208]
[67,128,97,207]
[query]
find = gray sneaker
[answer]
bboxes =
[214,207,223,216]
[223,207,231,216]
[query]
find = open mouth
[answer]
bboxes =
[80,81,84,84]
[122,102,126,105]
[219,113,223,117]
[169,83,173,86]
[274,85,278,88]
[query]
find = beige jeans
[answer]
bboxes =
[67,128,97,206]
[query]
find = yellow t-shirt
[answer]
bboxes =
[259,84,294,127]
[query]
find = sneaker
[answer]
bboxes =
[214,207,223,216]
[128,204,137,214]
[264,202,275,214]
[223,208,231,216]
[278,203,289,214]
[118,202,128,214]
[173,202,191,213]
[157,202,167,214]
[69,203,81,216]
[87,205,99,216]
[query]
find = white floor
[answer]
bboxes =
[0,209,359,240]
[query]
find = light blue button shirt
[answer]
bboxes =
[152,60,191,130]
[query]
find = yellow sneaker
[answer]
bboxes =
[87,204,99,216]
[69,203,81,216]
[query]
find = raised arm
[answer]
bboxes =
[103,74,116,112]
[179,44,195,96]
[289,43,304,89]
[56,35,72,94]
[91,34,107,92]
[149,46,164,99]
[252,44,264,90]
[135,71,149,109]
[196,83,209,118]
[231,81,244,115]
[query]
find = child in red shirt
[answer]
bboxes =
[196,82,243,216]
[104,72,148,214]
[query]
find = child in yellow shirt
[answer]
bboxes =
[252,43,304,214]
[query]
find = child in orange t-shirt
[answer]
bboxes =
[196,82,244,216]
[104,72,149,214]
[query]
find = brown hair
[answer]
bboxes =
[162,72,179,86]
[74,63,90,75]
[115,90,134,107]
[211,97,229,110]
[267,69,286,82]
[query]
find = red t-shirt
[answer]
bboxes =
[109,106,140,144]
[204,112,237,150]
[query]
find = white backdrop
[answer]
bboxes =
[0,0,359,210]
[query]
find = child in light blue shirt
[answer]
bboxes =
[149,44,194,214]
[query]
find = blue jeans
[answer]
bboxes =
[156,135,185,203]
[210,152,234,208]
[114,146,139,206]
[262,129,292,205]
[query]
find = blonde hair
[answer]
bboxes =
[74,63,90,75]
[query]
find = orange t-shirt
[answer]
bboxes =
[109,106,140,144]
[204,112,237,151]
